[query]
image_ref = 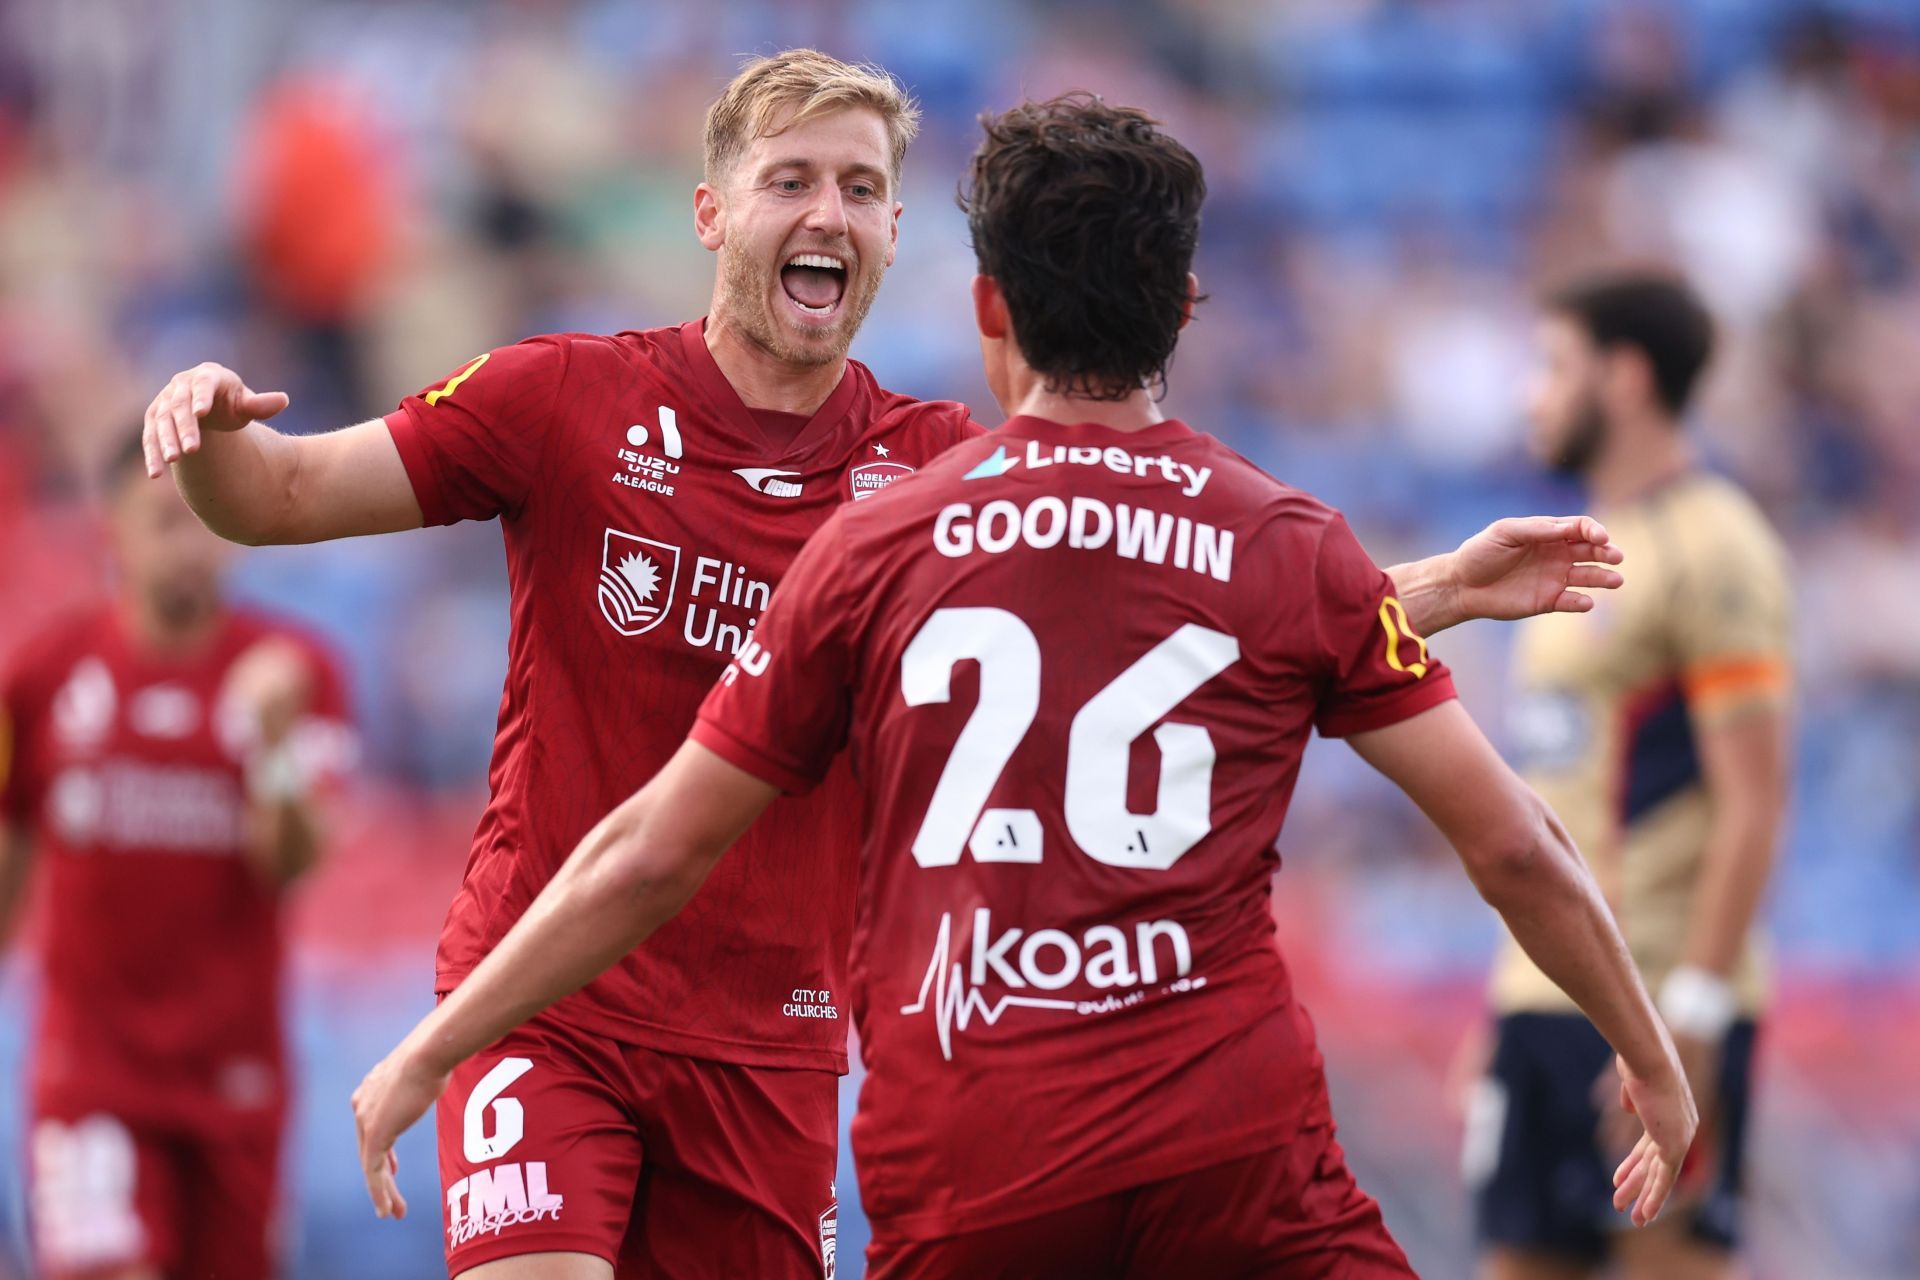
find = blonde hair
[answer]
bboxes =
[704,49,921,191]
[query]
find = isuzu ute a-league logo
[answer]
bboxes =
[598,528,682,636]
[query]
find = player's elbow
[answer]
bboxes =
[1458,796,1568,907]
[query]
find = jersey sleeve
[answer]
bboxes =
[691,513,861,794]
[1309,514,1458,738]
[382,335,572,525]
[1670,515,1793,724]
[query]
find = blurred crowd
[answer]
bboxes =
[0,1,1916,1276]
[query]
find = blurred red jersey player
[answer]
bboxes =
[0,435,352,1280]
[351,96,1696,1279]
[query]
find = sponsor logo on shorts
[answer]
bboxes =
[445,1161,564,1250]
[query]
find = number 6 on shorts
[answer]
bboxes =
[464,1057,535,1163]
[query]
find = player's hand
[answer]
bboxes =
[1609,1053,1697,1227]
[142,362,291,478]
[222,637,316,748]
[352,1047,450,1221]
[1448,516,1625,624]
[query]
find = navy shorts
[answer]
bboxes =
[1466,1012,1755,1262]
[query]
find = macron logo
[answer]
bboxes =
[963,446,1020,481]
[733,468,803,498]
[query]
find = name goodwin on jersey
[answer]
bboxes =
[933,497,1234,582]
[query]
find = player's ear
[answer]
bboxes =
[972,275,1009,341]
[694,182,725,252]
[1178,273,1200,331]
[885,199,902,268]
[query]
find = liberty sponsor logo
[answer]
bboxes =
[734,467,804,498]
[598,529,681,636]
[961,440,1212,496]
[596,529,776,659]
[613,406,684,497]
[901,908,1204,1060]
[445,1162,564,1249]
[849,460,913,501]
[784,987,838,1020]
[933,497,1234,582]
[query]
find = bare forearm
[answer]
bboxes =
[244,799,322,887]
[402,796,717,1075]
[171,424,300,545]
[1386,555,1462,636]
[1479,813,1675,1079]
[1679,814,1779,976]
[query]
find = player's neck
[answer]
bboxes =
[1587,423,1694,508]
[119,595,222,658]
[1003,374,1167,433]
[703,314,845,416]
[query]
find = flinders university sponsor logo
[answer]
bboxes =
[445,1161,564,1249]
[901,908,1205,1061]
[599,528,681,636]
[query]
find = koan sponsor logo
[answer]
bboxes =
[901,908,1205,1061]
[445,1162,564,1249]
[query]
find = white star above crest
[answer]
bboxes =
[872,442,890,457]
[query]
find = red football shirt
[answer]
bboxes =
[384,320,979,1072]
[693,416,1457,1237]
[0,607,351,1130]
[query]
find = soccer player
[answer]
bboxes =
[147,51,1627,1278]
[349,96,1696,1279]
[0,435,351,1280]
[1468,273,1792,1280]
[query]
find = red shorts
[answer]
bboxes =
[436,1009,839,1278]
[28,1102,281,1279]
[866,1124,1412,1280]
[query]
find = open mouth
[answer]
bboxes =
[780,252,849,320]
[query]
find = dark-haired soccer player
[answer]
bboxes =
[0,437,351,1280]
[351,95,1696,1278]
[145,49,1623,1280]
[1468,272,1792,1280]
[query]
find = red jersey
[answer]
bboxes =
[0,607,351,1130]
[692,415,1458,1237]
[384,320,979,1072]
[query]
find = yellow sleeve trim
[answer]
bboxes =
[1683,655,1789,706]
[1378,596,1430,679]
[423,353,490,407]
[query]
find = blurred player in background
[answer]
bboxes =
[351,95,1694,1280]
[1469,272,1794,1280]
[0,435,352,1280]
[141,48,1627,1280]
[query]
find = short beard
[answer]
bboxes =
[1548,389,1609,477]
[717,243,886,369]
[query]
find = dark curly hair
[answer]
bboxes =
[960,93,1206,401]
[1546,270,1715,416]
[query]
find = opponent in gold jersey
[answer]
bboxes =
[1470,273,1792,1280]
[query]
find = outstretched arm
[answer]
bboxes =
[351,741,779,1220]
[1389,515,1625,635]
[143,362,422,544]
[1347,701,1695,1227]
